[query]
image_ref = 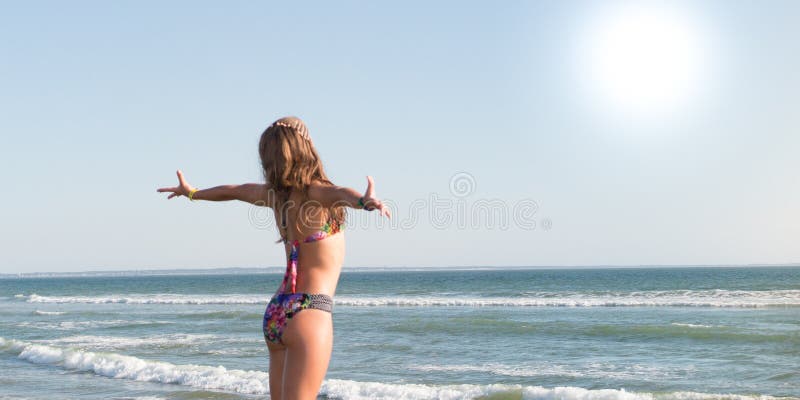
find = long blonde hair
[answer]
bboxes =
[258,116,344,242]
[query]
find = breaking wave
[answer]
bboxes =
[13,290,800,308]
[0,337,794,400]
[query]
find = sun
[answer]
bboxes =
[576,4,706,118]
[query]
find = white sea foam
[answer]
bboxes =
[19,293,267,305]
[0,337,793,400]
[520,387,792,400]
[412,362,583,378]
[670,323,717,329]
[40,334,221,349]
[411,362,695,380]
[0,337,270,394]
[32,310,66,316]
[204,348,255,356]
[334,290,800,308]
[14,290,800,307]
[16,320,171,331]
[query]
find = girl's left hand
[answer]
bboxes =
[362,176,391,219]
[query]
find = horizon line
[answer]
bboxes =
[2,263,799,277]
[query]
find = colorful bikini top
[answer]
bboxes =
[278,217,343,294]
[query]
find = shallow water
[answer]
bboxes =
[1,266,798,399]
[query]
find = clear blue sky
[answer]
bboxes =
[1,1,798,273]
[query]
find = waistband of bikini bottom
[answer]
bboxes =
[306,293,334,313]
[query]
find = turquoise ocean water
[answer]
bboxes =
[1,266,798,399]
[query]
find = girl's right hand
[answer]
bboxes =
[362,176,391,218]
[157,170,196,199]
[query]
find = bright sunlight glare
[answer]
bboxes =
[576,4,708,119]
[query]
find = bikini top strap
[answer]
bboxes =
[289,240,299,293]
[303,216,343,243]
[279,239,299,294]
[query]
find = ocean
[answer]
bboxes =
[0,266,798,399]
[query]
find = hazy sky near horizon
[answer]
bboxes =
[1,1,798,273]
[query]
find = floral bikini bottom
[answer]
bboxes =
[263,292,333,344]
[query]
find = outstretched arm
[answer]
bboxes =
[157,170,273,206]
[309,176,391,218]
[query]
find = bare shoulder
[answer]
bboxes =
[307,181,340,206]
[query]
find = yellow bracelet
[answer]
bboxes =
[188,188,198,201]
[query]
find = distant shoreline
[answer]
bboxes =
[2,264,799,279]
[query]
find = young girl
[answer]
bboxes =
[157,116,390,400]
